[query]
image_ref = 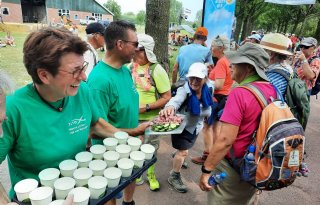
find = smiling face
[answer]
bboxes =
[301,45,315,58]
[188,77,206,93]
[41,53,87,101]
[120,29,138,64]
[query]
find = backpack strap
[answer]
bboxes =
[307,55,319,64]
[239,83,268,109]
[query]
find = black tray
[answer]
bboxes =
[13,157,157,205]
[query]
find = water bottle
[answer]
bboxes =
[246,145,255,161]
[208,172,227,186]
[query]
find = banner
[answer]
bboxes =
[265,0,316,5]
[202,0,236,46]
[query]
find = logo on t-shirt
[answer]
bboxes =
[68,115,88,134]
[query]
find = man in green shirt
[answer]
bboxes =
[87,20,149,205]
[0,27,119,202]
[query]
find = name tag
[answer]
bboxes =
[288,150,300,167]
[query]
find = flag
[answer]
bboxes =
[265,0,316,5]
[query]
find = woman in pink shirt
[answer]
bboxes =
[199,43,277,205]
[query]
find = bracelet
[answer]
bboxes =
[301,59,308,65]
[201,165,212,174]
[146,104,151,112]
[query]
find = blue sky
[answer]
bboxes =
[97,0,203,21]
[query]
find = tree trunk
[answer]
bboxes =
[234,0,248,43]
[145,0,170,72]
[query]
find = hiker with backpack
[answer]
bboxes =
[260,33,310,130]
[293,37,320,96]
[160,62,213,193]
[130,34,171,191]
[199,43,278,205]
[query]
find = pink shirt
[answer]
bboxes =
[221,82,277,158]
[296,54,320,90]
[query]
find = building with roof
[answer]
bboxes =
[0,0,113,25]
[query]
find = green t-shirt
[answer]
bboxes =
[0,83,100,198]
[87,61,139,143]
[131,63,171,121]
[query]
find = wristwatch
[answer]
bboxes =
[301,59,308,65]
[201,165,212,174]
[146,104,151,112]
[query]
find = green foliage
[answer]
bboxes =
[195,9,203,27]
[136,10,146,25]
[104,0,121,20]
[169,0,183,24]
[121,12,137,24]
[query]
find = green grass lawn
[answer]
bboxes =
[0,30,179,88]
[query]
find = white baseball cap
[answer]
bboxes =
[186,62,208,79]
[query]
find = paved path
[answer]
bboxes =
[1,97,319,205]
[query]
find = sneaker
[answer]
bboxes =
[135,176,145,185]
[167,171,188,193]
[147,172,160,191]
[171,151,188,169]
[191,151,209,165]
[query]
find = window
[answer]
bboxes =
[74,14,78,20]
[58,9,70,17]
[1,7,9,15]
[92,13,102,20]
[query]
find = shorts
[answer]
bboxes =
[171,129,197,150]
[207,159,256,205]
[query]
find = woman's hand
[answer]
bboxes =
[159,106,175,119]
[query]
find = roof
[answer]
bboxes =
[94,0,114,16]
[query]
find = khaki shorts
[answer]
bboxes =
[207,159,257,205]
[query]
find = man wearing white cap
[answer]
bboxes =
[131,34,171,191]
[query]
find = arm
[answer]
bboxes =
[298,53,316,80]
[90,118,119,138]
[0,183,9,204]
[214,78,226,90]
[199,122,239,191]
[172,62,179,84]
[140,91,171,113]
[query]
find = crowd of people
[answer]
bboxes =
[0,20,319,205]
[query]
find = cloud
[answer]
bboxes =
[207,9,233,23]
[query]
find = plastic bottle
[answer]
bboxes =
[246,145,255,161]
[208,172,227,186]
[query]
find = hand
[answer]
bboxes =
[139,104,146,114]
[199,173,213,192]
[296,51,306,62]
[136,121,152,135]
[159,106,175,119]
[63,194,74,205]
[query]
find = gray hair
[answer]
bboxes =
[212,35,230,51]
[0,70,15,95]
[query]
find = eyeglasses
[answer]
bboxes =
[189,77,202,82]
[121,39,139,48]
[137,46,145,51]
[59,61,89,78]
[300,45,312,49]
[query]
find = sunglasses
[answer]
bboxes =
[121,39,139,48]
[300,45,312,49]
[137,46,145,51]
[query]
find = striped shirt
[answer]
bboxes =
[266,63,291,95]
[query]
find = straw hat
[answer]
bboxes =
[259,33,293,56]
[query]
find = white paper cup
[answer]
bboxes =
[127,137,142,151]
[140,144,155,160]
[90,145,107,159]
[103,138,118,151]
[89,160,107,176]
[114,131,129,144]
[75,151,93,168]
[59,159,78,177]
[49,200,64,205]
[68,187,90,205]
[73,168,93,187]
[103,167,122,188]
[29,186,53,205]
[14,178,39,202]
[117,158,134,177]
[54,177,75,200]
[115,144,131,159]
[38,168,60,188]
[88,176,108,199]
[130,151,146,168]
[103,151,120,167]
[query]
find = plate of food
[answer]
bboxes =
[145,114,187,135]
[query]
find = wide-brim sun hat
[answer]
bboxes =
[225,43,270,81]
[137,34,157,63]
[186,62,207,79]
[259,33,293,56]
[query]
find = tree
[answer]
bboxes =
[104,0,121,20]
[169,0,183,25]
[146,0,170,72]
[195,9,202,27]
[121,12,136,24]
[136,10,146,25]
